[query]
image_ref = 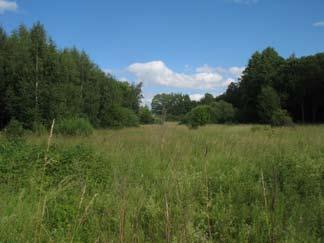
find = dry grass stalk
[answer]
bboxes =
[44,119,55,166]
[71,193,98,242]
[78,193,98,227]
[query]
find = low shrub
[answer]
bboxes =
[210,101,236,124]
[186,105,212,128]
[119,107,139,127]
[139,106,154,124]
[100,106,139,128]
[55,117,94,136]
[271,109,294,127]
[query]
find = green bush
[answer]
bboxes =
[271,109,293,127]
[119,107,139,127]
[139,106,154,124]
[186,105,212,128]
[210,101,236,123]
[55,117,94,136]
[4,119,25,141]
[100,105,139,128]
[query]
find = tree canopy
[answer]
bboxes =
[151,93,193,121]
[2,24,324,129]
[0,23,143,129]
[221,48,324,123]
[152,48,324,127]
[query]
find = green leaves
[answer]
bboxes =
[185,105,212,128]
[151,93,192,121]
[222,47,324,123]
[0,23,143,130]
[55,117,94,136]
[257,86,281,123]
[139,106,154,124]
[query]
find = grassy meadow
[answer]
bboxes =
[0,123,323,242]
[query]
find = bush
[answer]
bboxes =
[271,109,294,127]
[100,106,139,128]
[139,106,154,124]
[4,119,25,141]
[210,101,236,123]
[185,105,211,128]
[55,117,94,136]
[119,107,139,127]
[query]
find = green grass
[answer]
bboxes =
[0,123,323,242]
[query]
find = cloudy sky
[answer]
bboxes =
[1,0,324,103]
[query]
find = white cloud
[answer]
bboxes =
[0,0,17,13]
[128,61,244,90]
[189,94,205,101]
[194,72,223,83]
[196,64,214,73]
[196,65,245,78]
[128,61,230,89]
[313,21,324,27]
[229,66,245,78]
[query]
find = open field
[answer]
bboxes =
[0,124,323,242]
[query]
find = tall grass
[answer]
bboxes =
[0,124,323,242]
[55,117,94,136]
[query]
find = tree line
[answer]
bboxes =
[221,47,324,123]
[151,93,236,127]
[0,23,143,130]
[1,23,323,130]
[152,48,324,126]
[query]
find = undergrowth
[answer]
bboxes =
[0,124,322,242]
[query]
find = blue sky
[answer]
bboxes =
[1,0,324,103]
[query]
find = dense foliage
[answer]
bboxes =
[182,101,236,128]
[151,93,193,121]
[222,48,324,123]
[0,125,322,242]
[55,117,94,136]
[184,105,212,128]
[0,23,142,130]
[210,101,236,124]
[152,48,324,126]
[139,106,155,124]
